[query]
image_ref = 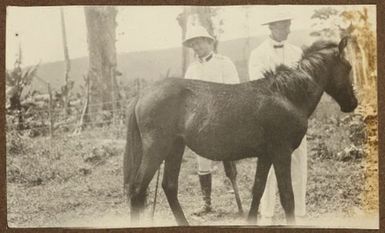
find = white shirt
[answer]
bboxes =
[248,37,303,80]
[185,52,240,84]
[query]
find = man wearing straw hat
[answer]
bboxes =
[248,10,307,225]
[183,25,240,215]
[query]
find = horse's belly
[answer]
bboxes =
[181,105,265,160]
[184,132,264,161]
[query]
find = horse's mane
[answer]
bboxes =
[258,65,312,103]
[254,40,339,103]
[300,40,339,77]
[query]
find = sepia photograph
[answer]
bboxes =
[5,4,379,229]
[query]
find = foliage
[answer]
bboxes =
[340,8,376,78]
[309,96,366,162]
[310,7,341,40]
[54,80,75,113]
[6,54,39,110]
[6,131,122,186]
[6,43,41,133]
[310,6,376,90]
[311,7,339,20]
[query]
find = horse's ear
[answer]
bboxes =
[338,36,349,55]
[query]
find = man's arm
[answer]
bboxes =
[184,64,194,79]
[222,57,240,84]
[248,49,266,81]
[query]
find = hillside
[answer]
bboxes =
[30,29,314,93]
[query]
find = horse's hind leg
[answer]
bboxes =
[247,156,272,224]
[223,161,243,214]
[130,141,166,225]
[162,137,189,226]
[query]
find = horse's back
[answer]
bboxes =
[135,78,191,132]
[134,78,307,158]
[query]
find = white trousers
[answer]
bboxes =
[260,136,308,217]
[196,154,213,175]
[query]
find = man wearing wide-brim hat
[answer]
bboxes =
[248,10,308,225]
[183,25,240,215]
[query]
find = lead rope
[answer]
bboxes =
[151,162,162,222]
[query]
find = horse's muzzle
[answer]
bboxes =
[341,98,358,113]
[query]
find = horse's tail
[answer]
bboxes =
[123,98,143,200]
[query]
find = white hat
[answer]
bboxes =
[261,10,292,25]
[183,25,215,48]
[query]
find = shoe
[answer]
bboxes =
[193,174,212,216]
[192,205,213,216]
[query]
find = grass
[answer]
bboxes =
[6,95,378,228]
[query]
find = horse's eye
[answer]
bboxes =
[347,64,352,71]
[342,59,352,72]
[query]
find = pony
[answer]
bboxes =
[123,37,357,225]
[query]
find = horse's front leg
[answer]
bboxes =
[273,148,295,225]
[247,156,272,224]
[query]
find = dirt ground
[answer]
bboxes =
[6,96,379,229]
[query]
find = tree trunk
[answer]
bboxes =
[346,41,358,87]
[60,7,71,115]
[177,8,191,76]
[84,6,119,123]
[357,44,369,88]
[193,6,218,52]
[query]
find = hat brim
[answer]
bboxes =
[261,18,292,26]
[183,36,215,48]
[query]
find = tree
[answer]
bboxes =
[310,6,376,90]
[310,7,341,40]
[340,7,376,88]
[6,42,39,111]
[177,8,191,76]
[84,6,119,123]
[6,40,39,130]
[59,7,73,115]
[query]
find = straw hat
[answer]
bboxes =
[183,25,215,48]
[261,10,292,25]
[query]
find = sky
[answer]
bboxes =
[6,5,376,68]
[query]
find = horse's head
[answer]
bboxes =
[324,37,358,112]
